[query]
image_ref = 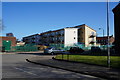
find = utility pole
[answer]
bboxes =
[107,0,110,68]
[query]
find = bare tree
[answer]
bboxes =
[0,19,5,32]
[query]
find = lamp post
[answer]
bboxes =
[99,28,104,37]
[107,0,110,68]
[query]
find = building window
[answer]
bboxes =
[91,32,94,35]
[74,37,76,39]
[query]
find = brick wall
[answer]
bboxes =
[0,37,16,47]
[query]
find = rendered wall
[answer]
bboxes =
[64,28,78,47]
[85,26,96,47]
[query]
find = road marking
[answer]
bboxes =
[14,67,38,76]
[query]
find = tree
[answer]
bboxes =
[0,19,5,32]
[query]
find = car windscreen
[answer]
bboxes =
[47,47,52,49]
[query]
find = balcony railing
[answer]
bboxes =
[89,34,96,38]
[32,38,35,39]
[50,41,54,43]
[42,36,47,38]
[89,41,95,44]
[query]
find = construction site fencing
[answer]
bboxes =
[11,44,38,52]
[49,43,114,51]
[49,43,86,50]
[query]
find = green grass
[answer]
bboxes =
[55,55,120,68]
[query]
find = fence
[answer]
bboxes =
[10,44,38,52]
[49,43,86,50]
[49,43,114,51]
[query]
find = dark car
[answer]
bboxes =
[69,47,84,54]
[91,46,101,52]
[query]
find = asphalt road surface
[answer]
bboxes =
[2,53,103,80]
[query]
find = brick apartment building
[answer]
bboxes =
[23,24,96,47]
[96,36,114,45]
[112,3,120,54]
[0,36,16,51]
[0,36,16,46]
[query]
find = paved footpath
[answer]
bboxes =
[0,51,44,54]
[27,55,120,80]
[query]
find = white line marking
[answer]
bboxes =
[14,67,38,76]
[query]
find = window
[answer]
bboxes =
[91,32,94,35]
[74,37,76,39]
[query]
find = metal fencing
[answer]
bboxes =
[10,44,38,52]
[2,43,113,52]
[49,43,91,50]
[49,43,114,51]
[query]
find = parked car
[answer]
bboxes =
[44,47,65,55]
[91,46,101,52]
[69,47,84,54]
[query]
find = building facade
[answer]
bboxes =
[112,3,120,54]
[23,34,42,45]
[23,24,96,47]
[96,36,114,45]
[6,33,14,37]
[64,28,78,47]
[0,36,16,47]
[0,36,16,51]
[74,24,96,47]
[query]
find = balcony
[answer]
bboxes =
[42,36,47,38]
[32,41,35,43]
[50,41,54,43]
[43,41,47,43]
[51,35,54,37]
[32,38,35,39]
[57,34,61,36]
[89,41,95,44]
[57,40,61,43]
[49,34,54,37]
[89,34,96,38]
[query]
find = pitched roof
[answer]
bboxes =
[112,3,120,13]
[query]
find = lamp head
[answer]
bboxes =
[99,28,101,30]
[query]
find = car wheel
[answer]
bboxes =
[51,52,54,55]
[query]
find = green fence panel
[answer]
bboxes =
[11,44,38,52]
[2,40,11,51]
[49,43,114,51]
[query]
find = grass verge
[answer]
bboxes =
[55,55,120,68]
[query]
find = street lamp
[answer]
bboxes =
[107,0,110,68]
[99,28,104,37]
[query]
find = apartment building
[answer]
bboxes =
[23,34,42,45]
[74,24,96,47]
[40,29,64,46]
[0,36,16,51]
[23,24,96,47]
[112,3,120,54]
[96,36,114,45]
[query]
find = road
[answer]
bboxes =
[2,53,103,79]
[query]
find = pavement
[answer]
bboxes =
[27,55,120,80]
[0,51,44,54]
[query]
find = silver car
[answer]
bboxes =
[44,47,65,55]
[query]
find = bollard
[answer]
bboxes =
[62,53,63,60]
[67,54,69,61]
